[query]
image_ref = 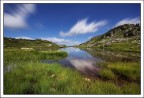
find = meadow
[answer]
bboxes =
[4,48,140,94]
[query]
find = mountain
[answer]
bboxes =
[4,37,60,51]
[79,24,140,52]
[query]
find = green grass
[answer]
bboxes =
[39,51,67,60]
[107,62,140,81]
[4,62,140,94]
[99,68,116,80]
[121,83,141,94]
[103,42,140,52]
[4,50,67,67]
[4,49,141,94]
[97,61,140,82]
[4,37,60,51]
[79,39,140,53]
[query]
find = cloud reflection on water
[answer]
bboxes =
[59,47,102,76]
[68,58,100,75]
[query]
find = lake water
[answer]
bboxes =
[42,47,102,76]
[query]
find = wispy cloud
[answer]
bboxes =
[60,18,107,37]
[41,37,80,46]
[115,17,140,27]
[41,37,66,43]
[88,36,93,40]
[15,36,33,40]
[4,4,36,29]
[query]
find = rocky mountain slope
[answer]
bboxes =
[79,24,140,52]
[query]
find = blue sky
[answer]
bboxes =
[4,3,140,46]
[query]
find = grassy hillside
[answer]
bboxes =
[4,37,60,51]
[79,24,140,52]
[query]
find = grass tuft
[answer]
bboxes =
[99,69,116,80]
[107,62,140,81]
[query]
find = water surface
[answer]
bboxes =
[43,47,102,76]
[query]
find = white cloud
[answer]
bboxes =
[41,37,65,43]
[88,36,93,40]
[115,17,140,27]
[15,36,33,40]
[4,4,36,29]
[41,37,80,46]
[60,18,107,37]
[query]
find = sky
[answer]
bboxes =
[4,3,140,46]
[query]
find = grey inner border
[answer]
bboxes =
[0,0,144,98]
[1,0,144,1]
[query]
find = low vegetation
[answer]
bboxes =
[99,68,116,80]
[4,49,67,67]
[5,62,140,94]
[98,61,140,81]
[4,48,140,94]
[107,62,140,81]
[103,42,140,52]
[4,37,60,51]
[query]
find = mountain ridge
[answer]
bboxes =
[4,37,61,51]
[78,24,140,52]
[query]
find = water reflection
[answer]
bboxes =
[83,48,140,62]
[43,47,102,76]
[65,58,100,75]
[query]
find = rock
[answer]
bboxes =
[51,74,55,78]
[21,48,33,50]
[84,78,91,82]
[48,44,52,47]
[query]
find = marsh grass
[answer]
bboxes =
[4,50,67,67]
[99,69,116,80]
[107,62,140,81]
[39,51,67,60]
[4,49,140,94]
[97,61,140,82]
[121,83,140,94]
[4,62,140,94]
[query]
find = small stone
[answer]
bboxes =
[84,78,91,82]
[51,74,55,78]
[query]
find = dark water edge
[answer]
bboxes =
[81,48,140,62]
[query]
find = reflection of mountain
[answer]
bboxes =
[60,47,81,53]
[82,48,140,62]
[79,24,140,52]
[60,47,96,59]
